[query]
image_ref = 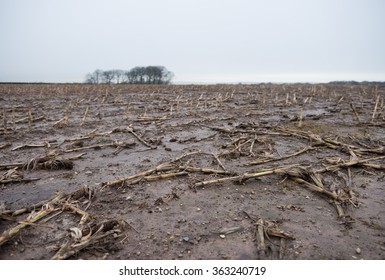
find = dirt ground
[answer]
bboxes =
[0,83,384,260]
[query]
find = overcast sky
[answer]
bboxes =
[1,0,384,83]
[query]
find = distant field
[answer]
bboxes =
[1,83,384,260]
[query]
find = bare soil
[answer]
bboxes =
[0,83,384,260]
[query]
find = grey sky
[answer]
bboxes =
[1,0,384,83]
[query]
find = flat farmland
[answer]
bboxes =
[1,83,384,260]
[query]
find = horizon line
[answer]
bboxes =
[1,80,385,85]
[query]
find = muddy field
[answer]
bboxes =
[0,83,384,260]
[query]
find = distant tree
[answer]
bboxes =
[85,66,174,85]
[101,70,115,84]
[145,66,161,84]
[112,69,124,84]
[127,66,174,84]
[132,67,145,84]
[84,69,103,84]
[160,66,174,84]
[85,73,96,84]
[123,70,133,84]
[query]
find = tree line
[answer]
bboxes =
[85,66,174,84]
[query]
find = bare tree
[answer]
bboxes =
[85,73,96,84]
[84,69,103,84]
[101,70,115,84]
[112,69,124,84]
[160,66,174,84]
[85,66,174,85]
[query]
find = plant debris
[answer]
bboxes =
[1,83,385,260]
